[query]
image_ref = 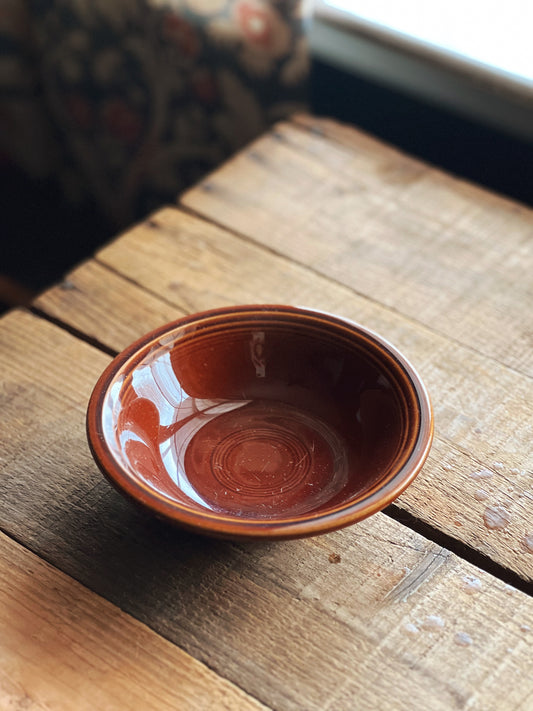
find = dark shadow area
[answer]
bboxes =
[5,475,244,627]
[384,503,532,596]
[1,164,115,294]
[311,59,533,208]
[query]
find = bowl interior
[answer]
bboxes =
[91,307,427,527]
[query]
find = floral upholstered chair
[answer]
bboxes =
[1,0,310,228]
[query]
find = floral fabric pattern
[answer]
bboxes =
[0,0,309,225]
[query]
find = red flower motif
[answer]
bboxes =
[235,1,273,49]
[192,70,218,105]
[102,100,142,143]
[162,13,200,59]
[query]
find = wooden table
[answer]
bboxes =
[1,115,532,710]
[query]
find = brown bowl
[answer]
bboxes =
[87,305,433,540]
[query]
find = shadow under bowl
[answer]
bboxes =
[87,305,433,540]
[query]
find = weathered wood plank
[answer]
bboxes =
[0,531,264,711]
[34,259,182,350]
[0,311,532,711]
[181,118,533,378]
[35,208,532,581]
[1,310,532,711]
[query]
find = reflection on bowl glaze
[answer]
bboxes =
[87,305,433,540]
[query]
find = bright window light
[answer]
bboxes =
[321,0,533,83]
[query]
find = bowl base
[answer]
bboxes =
[178,399,355,519]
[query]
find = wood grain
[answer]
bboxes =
[1,309,532,711]
[181,118,533,378]
[0,531,264,711]
[34,259,183,351]
[36,207,533,582]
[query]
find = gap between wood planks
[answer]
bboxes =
[0,526,271,711]
[27,302,532,598]
[29,305,117,357]
[385,504,531,596]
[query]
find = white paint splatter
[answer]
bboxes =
[421,615,445,631]
[403,622,419,637]
[483,506,511,530]
[461,575,482,594]
[522,533,533,553]
[454,632,473,647]
[471,468,493,480]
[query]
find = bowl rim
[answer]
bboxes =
[86,304,433,540]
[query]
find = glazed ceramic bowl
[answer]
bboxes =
[87,305,432,540]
